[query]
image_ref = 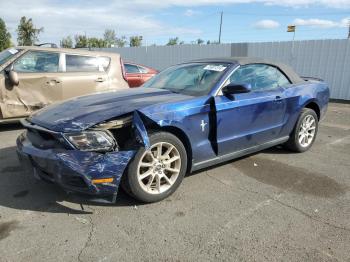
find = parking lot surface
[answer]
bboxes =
[0,102,349,262]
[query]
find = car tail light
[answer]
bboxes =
[120,57,127,81]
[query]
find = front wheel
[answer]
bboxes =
[122,132,187,203]
[285,108,318,152]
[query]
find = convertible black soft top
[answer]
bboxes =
[189,57,305,84]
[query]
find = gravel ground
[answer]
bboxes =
[0,102,349,262]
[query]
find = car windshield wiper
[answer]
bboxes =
[158,87,181,94]
[168,89,181,94]
[166,85,196,94]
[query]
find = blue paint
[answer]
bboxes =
[133,111,150,149]
[29,88,193,132]
[17,132,135,195]
[18,59,330,198]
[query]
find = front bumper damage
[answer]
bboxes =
[16,110,153,202]
[16,129,136,201]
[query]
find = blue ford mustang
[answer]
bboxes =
[17,57,329,203]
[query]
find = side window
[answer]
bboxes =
[229,65,256,88]
[13,51,59,73]
[138,66,148,73]
[275,69,290,87]
[66,55,110,72]
[229,64,290,91]
[125,64,140,73]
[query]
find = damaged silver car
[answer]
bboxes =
[0,46,129,122]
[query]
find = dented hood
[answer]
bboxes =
[28,88,192,132]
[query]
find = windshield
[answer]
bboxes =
[0,48,19,65]
[143,63,230,96]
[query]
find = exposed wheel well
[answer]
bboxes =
[304,102,320,121]
[155,126,193,173]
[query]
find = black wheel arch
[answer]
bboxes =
[303,100,321,121]
[148,125,193,173]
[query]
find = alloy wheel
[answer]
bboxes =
[298,115,316,147]
[137,142,181,194]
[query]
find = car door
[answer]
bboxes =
[0,50,62,118]
[60,54,110,100]
[215,64,290,156]
[125,63,143,87]
[138,65,154,84]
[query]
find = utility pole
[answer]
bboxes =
[218,11,223,44]
[348,19,350,39]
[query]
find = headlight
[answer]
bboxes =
[64,131,116,152]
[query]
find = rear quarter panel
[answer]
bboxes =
[280,81,329,137]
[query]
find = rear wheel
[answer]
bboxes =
[122,132,187,203]
[285,108,318,152]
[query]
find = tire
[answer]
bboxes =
[285,108,318,152]
[122,132,187,203]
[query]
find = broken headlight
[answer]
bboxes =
[64,131,116,152]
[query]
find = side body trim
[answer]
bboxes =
[191,136,289,172]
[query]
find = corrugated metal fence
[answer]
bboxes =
[247,40,350,100]
[95,39,350,100]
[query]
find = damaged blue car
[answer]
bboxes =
[17,57,329,203]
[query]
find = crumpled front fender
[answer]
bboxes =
[133,111,150,149]
[56,150,136,192]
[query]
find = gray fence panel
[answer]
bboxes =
[230,43,248,56]
[94,39,350,100]
[96,44,232,71]
[247,39,350,100]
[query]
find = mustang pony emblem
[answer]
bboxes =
[200,120,207,132]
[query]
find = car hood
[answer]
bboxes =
[29,88,193,132]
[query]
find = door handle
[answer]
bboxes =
[274,96,283,102]
[46,79,60,85]
[95,77,105,82]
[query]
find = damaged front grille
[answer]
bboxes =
[21,118,71,150]
[26,129,68,150]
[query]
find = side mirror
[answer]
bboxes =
[222,83,251,95]
[8,70,19,86]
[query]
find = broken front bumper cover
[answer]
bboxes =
[16,131,136,197]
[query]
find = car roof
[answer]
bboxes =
[15,46,120,58]
[188,57,304,84]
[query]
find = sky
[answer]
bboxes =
[0,0,349,46]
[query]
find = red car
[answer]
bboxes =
[124,62,158,87]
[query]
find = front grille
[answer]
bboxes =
[26,129,65,149]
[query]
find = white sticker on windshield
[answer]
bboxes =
[8,48,18,55]
[204,65,227,72]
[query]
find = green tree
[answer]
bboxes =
[60,36,73,48]
[196,38,204,45]
[16,16,43,46]
[0,18,11,51]
[166,37,179,46]
[129,36,142,47]
[115,36,127,47]
[103,29,116,47]
[88,37,107,48]
[207,40,219,45]
[74,34,88,48]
